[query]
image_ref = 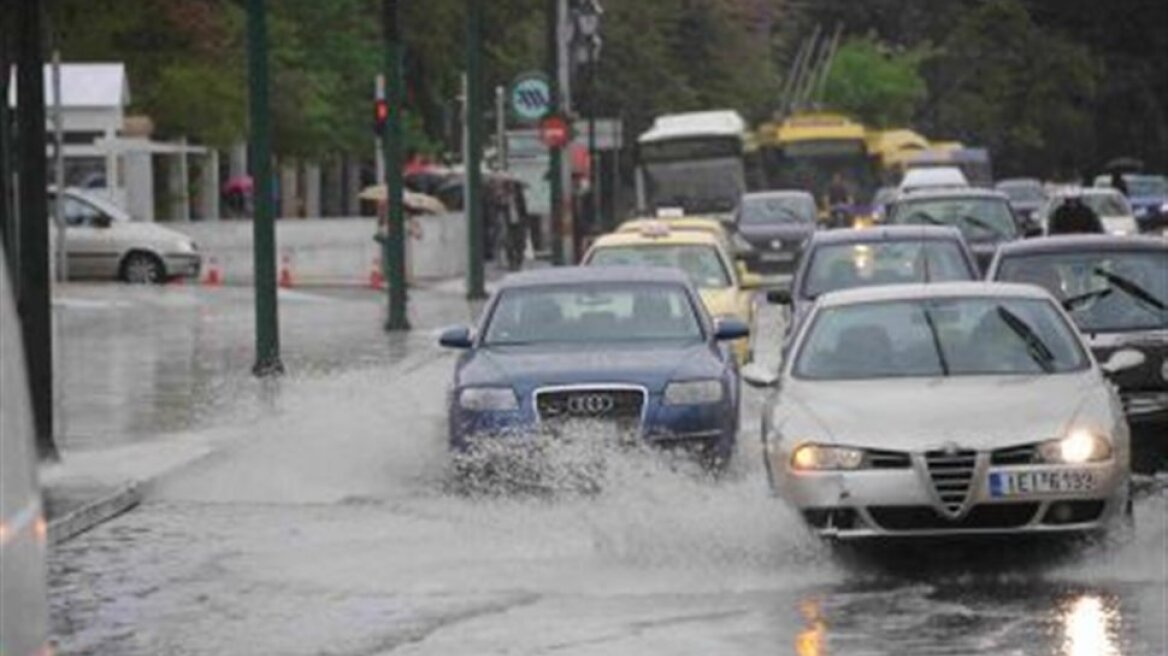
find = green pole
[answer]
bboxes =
[546,0,564,266]
[15,0,57,460]
[465,0,486,298]
[246,0,284,376]
[383,0,409,330]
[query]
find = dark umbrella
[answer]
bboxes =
[1103,157,1144,173]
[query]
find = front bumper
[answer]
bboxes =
[163,252,203,278]
[450,392,736,458]
[775,452,1128,539]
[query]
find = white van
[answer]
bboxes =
[0,251,51,656]
[899,166,970,194]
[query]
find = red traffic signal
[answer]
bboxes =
[374,99,389,136]
[539,114,570,149]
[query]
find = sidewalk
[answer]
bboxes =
[43,269,502,542]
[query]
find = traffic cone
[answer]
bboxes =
[279,253,294,288]
[369,256,385,289]
[203,256,222,287]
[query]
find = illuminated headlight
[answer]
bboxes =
[1037,430,1112,464]
[1160,202,1168,214]
[458,387,519,411]
[663,379,723,405]
[790,443,865,471]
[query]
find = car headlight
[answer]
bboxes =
[663,379,723,405]
[1159,202,1168,214]
[790,443,865,471]
[458,387,519,411]
[1036,429,1112,464]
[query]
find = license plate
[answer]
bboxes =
[760,252,794,262]
[988,469,1097,497]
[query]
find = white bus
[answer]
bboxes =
[635,110,758,217]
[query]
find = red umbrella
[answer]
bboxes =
[223,175,254,195]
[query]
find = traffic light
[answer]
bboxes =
[373,98,389,137]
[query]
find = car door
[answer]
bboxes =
[53,193,121,279]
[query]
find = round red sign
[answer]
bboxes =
[539,115,570,149]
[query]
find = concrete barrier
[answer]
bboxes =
[173,213,467,285]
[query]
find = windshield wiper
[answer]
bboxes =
[1062,287,1113,311]
[996,306,1056,373]
[959,214,1006,238]
[921,306,950,376]
[907,211,945,226]
[1093,267,1167,312]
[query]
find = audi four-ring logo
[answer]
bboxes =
[567,394,615,415]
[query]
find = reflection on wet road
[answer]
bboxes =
[47,286,1166,655]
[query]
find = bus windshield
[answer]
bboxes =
[641,158,744,214]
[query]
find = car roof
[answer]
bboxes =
[499,265,692,289]
[817,281,1051,308]
[995,178,1042,188]
[590,228,723,248]
[807,225,967,245]
[740,190,814,201]
[892,187,1009,202]
[618,217,725,232]
[995,234,1168,257]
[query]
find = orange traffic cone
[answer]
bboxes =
[203,256,222,287]
[369,256,385,289]
[279,253,294,288]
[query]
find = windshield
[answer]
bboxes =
[1126,175,1168,197]
[888,197,1017,240]
[795,297,1088,379]
[802,241,974,298]
[587,244,732,289]
[738,194,816,225]
[996,250,1168,333]
[641,158,744,213]
[1078,194,1131,217]
[483,283,703,345]
[997,182,1045,203]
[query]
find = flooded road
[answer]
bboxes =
[47,286,1167,655]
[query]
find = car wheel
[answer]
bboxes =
[120,251,166,284]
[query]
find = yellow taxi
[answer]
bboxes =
[616,215,739,255]
[582,221,761,363]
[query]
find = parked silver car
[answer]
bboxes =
[50,188,201,283]
[745,282,1134,539]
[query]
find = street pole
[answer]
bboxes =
[587,47,599,233]
[52,49,67,282]
[546,0,564,265]
[383,0,410,329]
[495,86,507,172]
[465,0,486,299]
[246,0,284,376]
[15,0,58,460]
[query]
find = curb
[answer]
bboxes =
[48,482,142,546]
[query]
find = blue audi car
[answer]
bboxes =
[439,266,748,465]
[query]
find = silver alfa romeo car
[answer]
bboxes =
[745,282,1135,539]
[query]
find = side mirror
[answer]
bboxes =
[92,214,113,229]
[1101,348,1145,375]
[714,317,749,341]
[438,325,473,349]
[766,288,792,305]
[741,363,779,388]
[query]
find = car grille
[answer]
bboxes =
[925,449,978,514]
[990,444,1038,466]
[867,503,1039,531]
[535,388,645,433]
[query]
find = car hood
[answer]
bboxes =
[698,287,743,319]
[736,223,814,246]
[458,342,721,393]
[780,372,1107,450]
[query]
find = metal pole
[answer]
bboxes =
[16,0,58,460]
[51,48,66,281]
[0,34,13,276]
[374,74,386,187]
[546,0,564,265]
[465,0,486,299]
[246,0,284,376]
[495,86,507,171]
[587,46,599,232]
[814,24,844,106]
[383,0,410,329]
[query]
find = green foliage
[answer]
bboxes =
[823,37,929,128]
